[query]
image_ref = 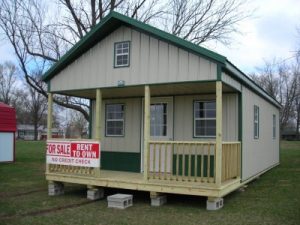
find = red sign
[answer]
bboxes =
[46,140,100,167]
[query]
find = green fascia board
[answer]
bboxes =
[42,11,226,82]
[224,60,281,109]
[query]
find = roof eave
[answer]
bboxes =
[224,60,281,109]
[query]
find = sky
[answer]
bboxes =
[207,0,300,73]
[0,0,299,75]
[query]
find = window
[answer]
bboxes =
[254,105,259,139]
[105,104,125,136]
[194,101,216,137]
[273,114,276,139]
[114,41,130,67]
[150,103,167,137]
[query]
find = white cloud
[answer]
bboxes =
[207,0,300,74]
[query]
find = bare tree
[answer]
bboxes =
[65,110,88,138]
[0,0,251,121]
[251,58,299,133]
[0,61,18,105]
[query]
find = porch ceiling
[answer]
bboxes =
[53,82,236,99]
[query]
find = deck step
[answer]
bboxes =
[107,194,133,209]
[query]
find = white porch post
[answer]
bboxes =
[47,93,53,139]
[143,85,150,180]
[215,81,223,186]
[95,88,102,176]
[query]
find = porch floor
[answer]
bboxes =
[46,170,241,198]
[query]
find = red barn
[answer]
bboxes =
[0,102,16,162]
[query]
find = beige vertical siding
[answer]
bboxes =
[174,94,239,141]
[50,26,217,92]
[92,94,238,154]
[222,72,241,91]
[91,98,142,153]
[241,86,280,181]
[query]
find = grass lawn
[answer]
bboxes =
[0,141,299,225]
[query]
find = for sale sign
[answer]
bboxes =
[46,140,100,167]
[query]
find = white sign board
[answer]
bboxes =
[46,140,100,167]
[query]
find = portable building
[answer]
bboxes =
[0,102,16,162]
[42,12,280,209]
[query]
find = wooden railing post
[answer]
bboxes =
[144,85,150,180]
[95,88,102,176]
[215,81,223,186]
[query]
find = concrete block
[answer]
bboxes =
[206,197,224,210]
[107,194,133,209]
[87,188,104,200]
[151,195,167,206]
[48,182,64,196]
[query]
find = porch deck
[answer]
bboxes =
[46,169,241,198]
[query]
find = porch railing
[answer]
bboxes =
[147,141,241,184]
[222,142,241,182]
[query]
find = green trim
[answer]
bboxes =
[42,11,226,82]
[47,81,51,92]
[217,64,222,81]
[172,96,175,141]
[172,155,214,177]
[105,103,125,137]
[113,41,131,68]
[101,151,140,172]
[88,100,93,139]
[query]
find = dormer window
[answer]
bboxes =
[114,41,130,67]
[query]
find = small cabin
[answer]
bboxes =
[0,102,16,163]
[42,12,280,209]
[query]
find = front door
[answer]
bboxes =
[141,97,173,172]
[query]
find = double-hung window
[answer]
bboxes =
[114,41,130,67]
[106,104,125,136]
[194,101,216,137]
[254,105,259,139]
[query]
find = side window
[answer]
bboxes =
[273,114,276,139]
[114,41,130,67]
[194,101,216,137]
[254,105,259,139]
[105,104,125,136]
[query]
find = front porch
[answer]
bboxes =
[46,81,242,200]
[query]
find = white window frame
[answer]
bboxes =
[105,104,125,137]
[114,41,130,67]
[194,100,216,138]
[254,105,259,139]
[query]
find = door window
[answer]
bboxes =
[150,103,167,137]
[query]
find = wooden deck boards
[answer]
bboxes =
[46,170,241,198]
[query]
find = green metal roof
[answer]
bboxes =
[42,11,281,108]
